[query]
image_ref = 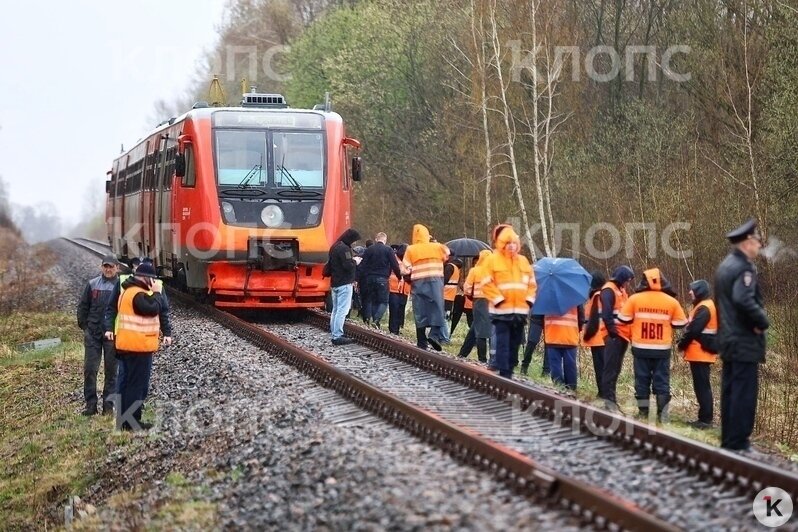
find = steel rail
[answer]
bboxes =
[303,309,798,501]
[63,237,675,531]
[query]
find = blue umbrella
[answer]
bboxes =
[532,257,592,316]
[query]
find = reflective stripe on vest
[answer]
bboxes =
[602,281,630,341]
[544,308,580,346]
[115,286,160,352]
[582,293,606,347]
[409,258,444,281]
[684,300,718,363]
[443,264,460,302]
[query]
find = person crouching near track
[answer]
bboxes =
[480,226,536,379]
[617,268,687,422]
[458,249,493,362]
[104,262,167,432]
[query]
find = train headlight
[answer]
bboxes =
[221,201,236,223]
[261,205,284,227]
[309,204,320,215]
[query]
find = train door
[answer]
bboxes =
[118,155,129,258]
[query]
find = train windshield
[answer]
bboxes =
[215,129,325,190]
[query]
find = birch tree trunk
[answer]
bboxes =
[487,0,543,259]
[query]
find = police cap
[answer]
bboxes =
[726,218,758,244]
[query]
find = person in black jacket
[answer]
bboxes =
[715,219,768,451]
[328,228,361,345]
[359,232,403,328]
[77,254,120,416]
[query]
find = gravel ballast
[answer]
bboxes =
[46,239,585,530]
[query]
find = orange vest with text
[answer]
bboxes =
[684,300,718,363]
[619,289,687,357]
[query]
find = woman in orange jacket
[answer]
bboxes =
[480,226,536,379]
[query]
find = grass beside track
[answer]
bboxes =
[0,311,216,529]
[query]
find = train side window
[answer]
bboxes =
[182,146,196,188]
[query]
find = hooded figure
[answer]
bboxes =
[403,224,451,350]
[458,249,494,362]
[328,228,361,345]
[480,226,536,379]
[677,279,718,428]
[618,268,687,421]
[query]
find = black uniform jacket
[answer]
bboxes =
[714,249,769,363]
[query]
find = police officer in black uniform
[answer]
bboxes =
[715,218,769,451]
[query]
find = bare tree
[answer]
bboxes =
[486,0,538,258]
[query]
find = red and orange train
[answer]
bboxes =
[105,93,362,309]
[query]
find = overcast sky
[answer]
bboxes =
[0,0,225,226]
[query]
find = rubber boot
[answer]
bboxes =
[656,394,671,423]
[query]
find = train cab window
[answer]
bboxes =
[215,130,266,186]
[273,132,324,188]
[182,146,196,188]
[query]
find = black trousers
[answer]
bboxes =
[590,346,605,399]
[602,336,628,405]
[689,361,714,424]
[721,360,759,450]
[117,354,153,430]
[388,293,408,334]
[521,318,544,370]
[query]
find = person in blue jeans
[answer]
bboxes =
[328,228,361,345]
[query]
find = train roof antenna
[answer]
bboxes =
[209,75,226,107]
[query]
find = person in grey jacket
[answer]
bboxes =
[76,254,119,416]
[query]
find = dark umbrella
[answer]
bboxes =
[532,257,592,316]
[445,238,490,257]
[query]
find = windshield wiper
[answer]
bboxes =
[276,153,302,191]
[238,154,263,188]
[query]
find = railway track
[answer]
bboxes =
[63,237,798,530]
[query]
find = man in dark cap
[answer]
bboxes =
[715,218,768,451]
[77,254,120,416]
